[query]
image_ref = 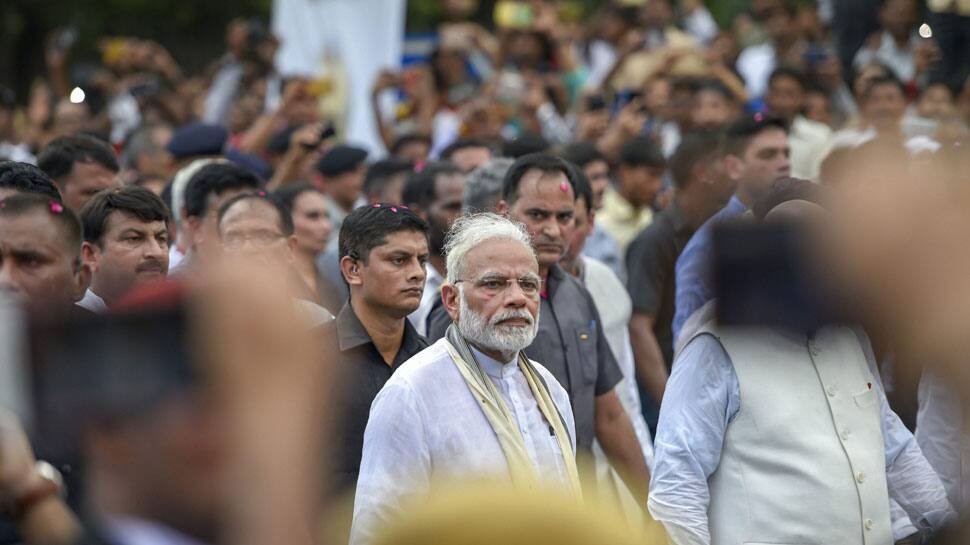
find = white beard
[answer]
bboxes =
[457,289,540,358]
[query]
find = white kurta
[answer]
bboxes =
[350,339,576,545]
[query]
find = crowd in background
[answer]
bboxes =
[2,1,970,545]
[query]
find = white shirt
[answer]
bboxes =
[103,516,210,545]
[580,257,653,467]
[736,42,776,99]
[916,370,970,510]
[854,31,918,83]
[77,289,109,314]
[407,264,443,337]
[649,329,956,545]
[350,339,576,545]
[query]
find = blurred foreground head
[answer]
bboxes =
[371,481,652,545]
[826,139,970,382]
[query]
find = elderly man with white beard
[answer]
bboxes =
[350,213,581,545]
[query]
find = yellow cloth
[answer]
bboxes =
[597,188,654,253]
[443,330,583,500]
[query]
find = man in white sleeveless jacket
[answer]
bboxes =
[648,179,956,545]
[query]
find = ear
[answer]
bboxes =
[72,261,92,303]
[81,241,99,272]
[495,200,510,217]
[441,283,461,322]
[286,235,298,263]
[339,255,362,287]
[723,154,744,181]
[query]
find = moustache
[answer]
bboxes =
[490,309,534,327]
[136,259,167,274]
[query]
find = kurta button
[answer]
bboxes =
[856,472,866,483]
[864,519,874,530]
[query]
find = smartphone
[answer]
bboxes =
[713,222,843,333]
[612,89,643,115]
[495,1,535,29]
[301,122,337,150]
[586,94,606,112]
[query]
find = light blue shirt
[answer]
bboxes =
[648,329,956,545]
[671,195,747,342]
[582,223,624,282]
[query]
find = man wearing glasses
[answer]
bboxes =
[351,213,579,545]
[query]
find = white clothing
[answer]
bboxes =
[650,324,956,545]
[407,264,443,337]
[736,42,776,99]
[854,31,919,83]
[917,370,970,510]
[350,339,576,545]
[579,257,653,467]
[77,289,109,314]
[789,115,832,181]
[103,517,211,545]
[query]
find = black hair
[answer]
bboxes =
[502,153,578,204]
[363,158,415,197]
[183,162,261,218]
[273,182,323,213]
[0,193,82,258]
[339,204,429,263]
[402,161,463,210]
[0,161,63,202]
[861,73,907,101]
[390,133,432,156]
[216,191,294,237]
[79,186,171,245]
[440,138,491,160]
[618,136,666,169]
[752,177,826,221]
[568,162,594,213]
[502,133,551,159]
[669,131,724,190]
[768,65,807,91]
[559,141,607,169]
[37,135,120,184]
[0,86,15,110]
[724,114,788,157]
[695,79,736,103]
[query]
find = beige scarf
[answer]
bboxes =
[444,324,583,499]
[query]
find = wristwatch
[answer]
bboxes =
[5,461,65,521]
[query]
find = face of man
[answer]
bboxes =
[804,91,832,126]
[693,90,736,130]
[582,160,611,210]
[451,146,492,174]
[219,200,295,267]
[863,83,907,132]
[137,127,175,178]
[917,84,955,120]
[84,211,169,305]
[344,230,429,318]
[727,127,791,205]
[618,164,665,208]
[60,161,119,212]
[880,0,915,41]
[395,141,430,164]
[0,212,84,315]
[444,238,540,358]
[500,169,575,272]
[428,173,466,255]
[327,165,366,210]
[564,197,594,270]
[291,191,332,256]
[767,75,805,121]
[187,187,252,260]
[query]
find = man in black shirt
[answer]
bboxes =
[626,132,734,410]
[321,204,430,495]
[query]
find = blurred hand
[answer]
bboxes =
[619,30,646,56]
[914,40,942,76]
[372,70,401,97]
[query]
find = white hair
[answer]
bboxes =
[444,213,535,285]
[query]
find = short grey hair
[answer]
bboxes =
[463,158,514,213]
[445,213,535,284]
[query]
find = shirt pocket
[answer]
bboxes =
[574,326,598,383]
[853,387,877,408]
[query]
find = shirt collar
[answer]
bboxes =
[727,194,748,213]
[469,345,518,379]
[543,263,566,299]
[335,302,425,361]
[102,516,211,545]
[77,289,109,314]
[666,199,690,234]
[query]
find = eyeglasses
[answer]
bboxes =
[454,273,542,297]
[222,230,286,250]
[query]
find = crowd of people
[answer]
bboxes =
[1,0,970,545]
